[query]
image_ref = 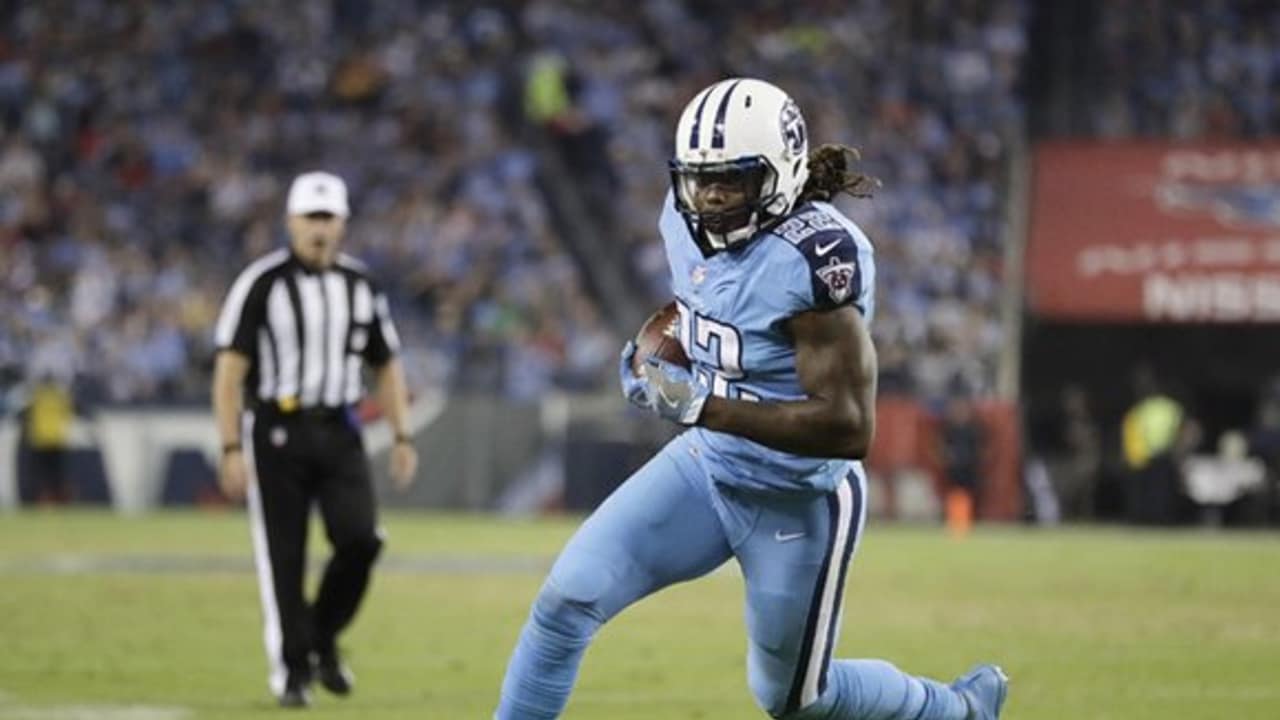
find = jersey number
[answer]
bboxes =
[676,302,760,402]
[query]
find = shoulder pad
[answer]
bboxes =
[771,207,863,311]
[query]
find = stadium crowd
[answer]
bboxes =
[1084,1,1280,139]
[0,0,1031,410]
[537,0,1028,403]
[0,1,616,410]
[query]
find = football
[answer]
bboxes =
[632,301,690,376]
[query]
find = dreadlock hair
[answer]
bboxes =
[796,143,881,204]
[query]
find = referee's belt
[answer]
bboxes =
[253,398,352,422]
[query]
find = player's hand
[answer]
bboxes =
[643,357,709,426]
[390,440,418,491]
[619,341,652,410]
[219,450,248,500]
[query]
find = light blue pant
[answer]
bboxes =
[496,433,969,720]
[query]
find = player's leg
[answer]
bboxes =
[311,421,383,662]
[495,435,733,720]
[736,470,1004,719]
[244,413,314,699]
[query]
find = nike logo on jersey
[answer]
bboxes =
[774,530,806,543]
[815,238,842,256]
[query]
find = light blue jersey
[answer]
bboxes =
[498,195,994,720]
[660,192,876,493]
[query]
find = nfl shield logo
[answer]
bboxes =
[691,265,708,285]
[815,256,857,304]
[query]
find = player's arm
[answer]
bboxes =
[372,358,411,445]
[212,350,251,499]
[365,288,411,447]
[365,291,417,489]
[212,350,251,448]
[211,264,271,498]
[698,305,876,459]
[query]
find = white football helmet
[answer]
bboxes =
[670,78,810,252]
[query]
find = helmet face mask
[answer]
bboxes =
[669,157,778,239]
[671,78,809,253]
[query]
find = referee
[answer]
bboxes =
[212,171,418,708]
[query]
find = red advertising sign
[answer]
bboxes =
[1028,142,1280,322]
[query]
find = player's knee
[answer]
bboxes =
[747,646,832,720]
[747,659,796,719]
[530,576,606,643]
[745,595,804,717]
[335,532,383,565]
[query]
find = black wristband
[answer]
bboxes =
[394,434,411,445]
[222,443,242,455]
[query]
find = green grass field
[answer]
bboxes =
[1,512,1277,719]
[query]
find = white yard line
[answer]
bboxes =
[2,707,189,720]
[0,701,189,720]
[0,553,555,576]
[0,553,744,578]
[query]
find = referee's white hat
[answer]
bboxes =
[286,171,350,217]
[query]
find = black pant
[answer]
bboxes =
[23,447,71,504]
[1125,453,1182,525]
[245,406,383,690]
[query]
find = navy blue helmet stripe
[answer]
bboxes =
[688,83,720,150]
[710,79,743,149]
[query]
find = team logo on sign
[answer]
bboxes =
[815,256,857,304]
[1156,181,1280,228]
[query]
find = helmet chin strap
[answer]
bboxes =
[704,211,761,250]
[704,189,794,249]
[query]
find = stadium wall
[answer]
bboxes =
[2,395,1022,521]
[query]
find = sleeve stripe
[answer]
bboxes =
[375,294,401,353]
[352,279,373,323]
[215,249,288,348]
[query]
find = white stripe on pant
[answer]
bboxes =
[243,411,287,697]
[800,477,857,707]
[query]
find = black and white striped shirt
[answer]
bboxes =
[214,249,401,409]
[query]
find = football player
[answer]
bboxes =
[495,78,1007,720]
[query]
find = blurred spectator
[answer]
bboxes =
[1044,384,1102,520]
[1247,381,1280,524]
[1120,366,1192,525]
[937,394,986,536]
[18,373,76,504]
[1182,429,1266,526]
